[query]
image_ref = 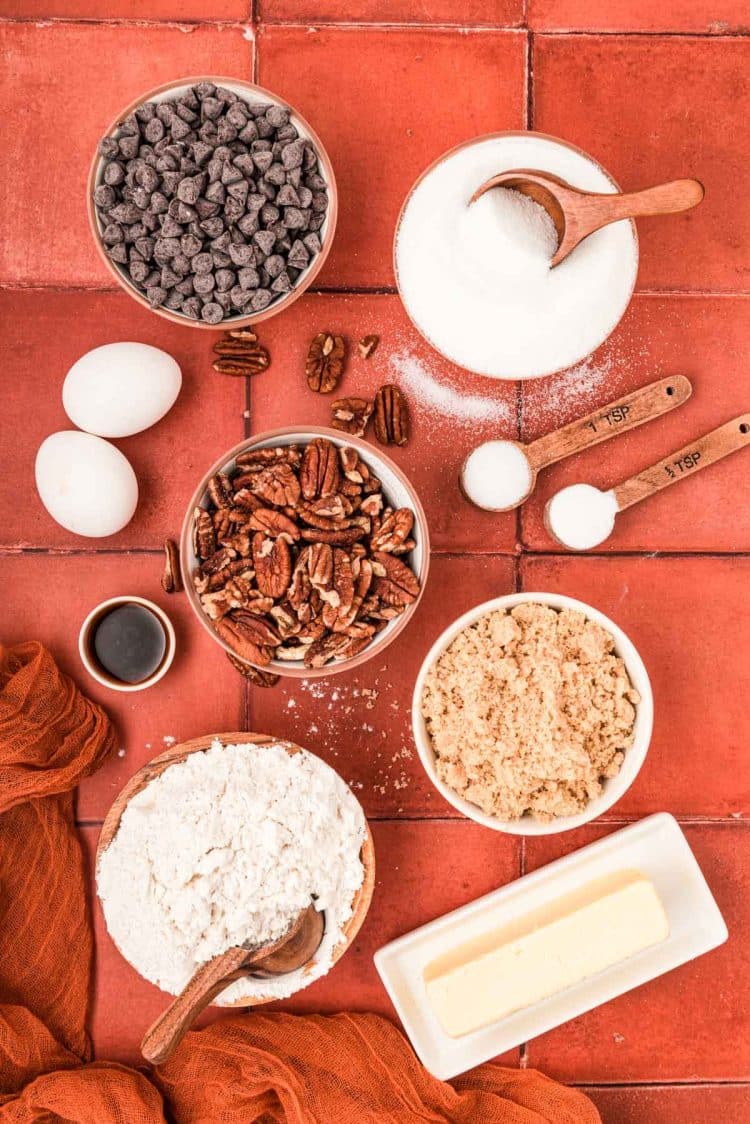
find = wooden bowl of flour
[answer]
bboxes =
[96,731,375,1007]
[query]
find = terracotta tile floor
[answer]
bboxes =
[2,2,749,1119]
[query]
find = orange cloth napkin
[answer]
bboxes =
[0,640,601,1123]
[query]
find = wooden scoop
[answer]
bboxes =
[141,903,325,1066]
[470,170,704,267]
[545,414,750,550]
[460,375,692,512]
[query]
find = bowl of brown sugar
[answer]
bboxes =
[412,593,653,835]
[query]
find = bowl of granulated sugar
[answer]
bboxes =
[394,132,638,381]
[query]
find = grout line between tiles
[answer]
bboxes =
[7,547,750,559]
[525,29,534,130]
[5,282,750,298]
[0,16,251,29]
[572,1078,750,1089]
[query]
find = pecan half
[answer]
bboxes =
[207,473,233,509]
[193,508,216,560]
[235,446,301,469]
[373,384,409,446]
[370,508,414,553]
[252,533,293,600]
[306,332,346,393]
[245,463,301,508]
[371,551,420,606]
[331,397,373,437]
[248,507,300,540]
[357,334,379,360]
[161,538,182,593]
[215,615,273,667]
[213,329,270,377]
[226,651,280,687]
[300,438,341,500]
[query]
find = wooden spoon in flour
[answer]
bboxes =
[470,170,704,267]
[141,903,325,1065]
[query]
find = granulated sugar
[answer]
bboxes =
[97,739,366,1004]
[546,484,619,550]
[389,350,511,426]
[461,440,533,510]
[396,134,638,379]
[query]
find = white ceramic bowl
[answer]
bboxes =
[181,427,430,678]
[411,592,653,835]
[87,76,337,330]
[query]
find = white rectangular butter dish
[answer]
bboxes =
[374,814,727,1080]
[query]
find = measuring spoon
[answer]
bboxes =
[545,414,750,551]
[141,903,325,1065]
[470,170,704,268]
[460,375,692,513]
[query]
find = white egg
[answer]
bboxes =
[35,431,139,538]
[62,342,182,438]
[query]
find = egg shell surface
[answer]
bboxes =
[35,431,139,538]
[62,342,182,438]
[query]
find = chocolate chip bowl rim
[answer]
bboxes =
[179,426,431,678]
[86,76,338,330]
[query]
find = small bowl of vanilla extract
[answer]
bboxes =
[79,596,176,692]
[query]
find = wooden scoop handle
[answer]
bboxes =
[614,415,750,511]
[588,178,705,224]
[527,375,692,472]
[141,945,250,1066]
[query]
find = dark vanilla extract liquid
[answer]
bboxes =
[93,604,166,685]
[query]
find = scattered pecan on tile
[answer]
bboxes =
[357,334,379,360]
[161,538,183,593]
[212,327,270,377]
[190,438,421,669]
[331,396,374,437]
[306,332,346,393]
[373,384,409,446]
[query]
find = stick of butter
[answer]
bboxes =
[424,870,669,1038]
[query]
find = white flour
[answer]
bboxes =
[396,135,638,380]
[97,740,366,1003]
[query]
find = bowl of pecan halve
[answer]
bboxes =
[180,428,430,677]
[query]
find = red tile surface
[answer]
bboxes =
[524,823,750,1082]
[252,292,520,553]
[521,555,750,819]
[259,0,524,24]
[520,295,750,552]
[0,290,244,550]
[529,0,750,32]
[84,820,521,1064]
[584,1084,750,1124]
[11,0,249,16]
[533,35,750,293]
[247,553,517,817]
[0,23,251,287]
[256,26,527,289]
[0,553,245,821]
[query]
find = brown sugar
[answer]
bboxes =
[420,602,640,822]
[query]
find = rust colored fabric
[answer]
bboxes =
[0,640,601,1124]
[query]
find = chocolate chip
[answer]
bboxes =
[264,254,285,279]
[161,265,181,288]
[282,207,306,230]
[251,289,273,310]
[118,135,140,160]
[108,243,129,264]
[260,203,280,226]
[276,184,300,207]
[281,140,305,170]
[201,301,224,323]
[238,266,260,290]
[102,222,124,245]
[271,271,291,293]
[103,161,125,186]
[288,239,310,269]
[215,268,236,292]
[230,285,254,309]
[193,272,216,295]
[99,137,120,158]
[303,232,322,255]
[146,285,167,307]
[212,250,233,269]
[164,290,184,310]
[181,233,202,257]
[94,184,116,209]
[183,296,201,318]
[265,163,286,186]
[144,118,165,144]
[253,230,276,256]
[226,102,249,128]
[228,242,254,266]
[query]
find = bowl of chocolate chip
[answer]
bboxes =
[88,77,337,327]
[180,428,429,680]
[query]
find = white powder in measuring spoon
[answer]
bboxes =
[396,135,638,380]
[462,440,533,510]
[547,484,619,550]
[96,740,366,1003]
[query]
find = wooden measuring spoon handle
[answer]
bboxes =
[574,179,704,233]
[527,375,692,472]
[141,945,249,1066]
[614,415,750,511]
